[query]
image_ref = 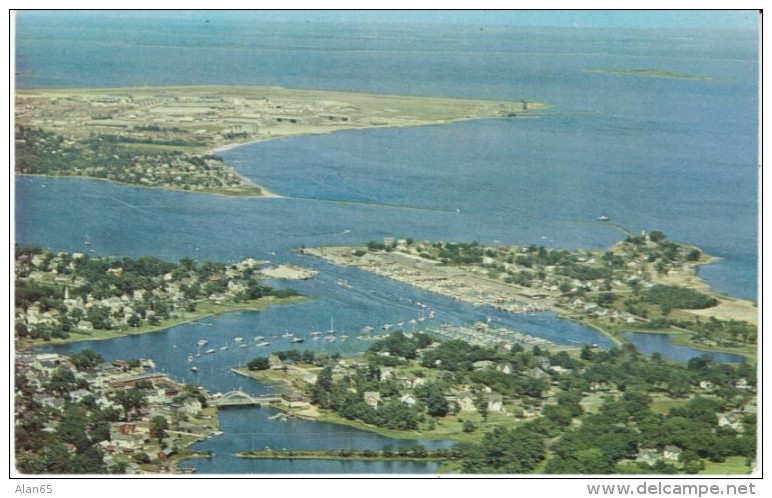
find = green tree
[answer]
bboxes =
[473,393,489,421]
[301,349,316,364]
[461,426,545,473]
[112,388,147,421]
[247,356,270,371]
[57,408,92,452]
[149,415,169,442]
[127,314,142,327]
[580,344,595,361]
[416,383,449,417]
[68,349,104,371]
[311,366,334,408]
[46,367,79,395]
[649,231,667,243]
[86,305,113,330]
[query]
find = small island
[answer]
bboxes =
[15,85,548,196]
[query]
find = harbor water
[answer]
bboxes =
[16,16,758,473]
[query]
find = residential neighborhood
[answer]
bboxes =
[15,85,544,196]
[15,350,217,474]
[307,232,756,352]
[235,330,756,474]
[14,245,300,346]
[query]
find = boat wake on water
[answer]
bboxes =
[280,194,453,213]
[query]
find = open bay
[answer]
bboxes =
[16,18,757,473]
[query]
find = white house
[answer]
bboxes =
[363,391,381,408]
[400,393,417,406]
[663,445,682,462]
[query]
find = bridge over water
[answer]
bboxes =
[212,389,282,407]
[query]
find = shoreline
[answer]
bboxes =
[15,296,305,352]
[235,449,453,463]
[16,84,549,198]
[234,368,478,444]
[15,172,282,199]
[18,119,514,199]
[303,242,756,359]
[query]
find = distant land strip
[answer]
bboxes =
[15,85,549,197]
[583,68,711,80]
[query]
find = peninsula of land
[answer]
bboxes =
[229,329,756,474]
[582,68,711,80]
[13,245,311,350]
[303,230,757,359]
[15,85,548,196]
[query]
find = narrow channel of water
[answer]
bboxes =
[624,332,746,363]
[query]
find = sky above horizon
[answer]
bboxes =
[16,9,760,30]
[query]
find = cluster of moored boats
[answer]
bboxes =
[185,308,437,372]
[187,335,273,371]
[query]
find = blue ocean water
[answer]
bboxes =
[16,14,758,299]
[15,15,759,473]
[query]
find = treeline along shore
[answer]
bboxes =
[13,244,305,350]
[236,448,458,462]
[302,230,757,359]
[231,327,756,474]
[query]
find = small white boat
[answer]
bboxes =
[234,337,244,342]
[220,345,228,351]
[197,339,208,347]
[254,336,265,341]
[239,343,248,348]
[362,325,374,332]
[190,366,198,372]
[257,341,270,347]
[187,354,193,362]
[205,348,216,354]
[290,337,304,343]
[598,213,610,222]
[326,335,336,343]
[282,331,294,338]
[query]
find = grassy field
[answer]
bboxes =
[649,395,691,415]
[700,456,753,475]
